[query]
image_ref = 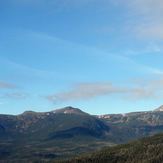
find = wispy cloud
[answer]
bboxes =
[0,56,57,83]
[135,24,163,39]
[129,0,163,15]
[1,92,29,100]
[46,79,163,103]
[127,78,163,100]
[0,81,16,89]
[125,0,163,40]
[0,81,28,100]
[46,82,125,103]
[122,44,162,57]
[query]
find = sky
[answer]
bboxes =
[0,0,163,115]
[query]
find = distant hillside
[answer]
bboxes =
[62,133,163,163]
[0,106,109,140]
[98,107,163,143]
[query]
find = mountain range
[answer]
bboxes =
[1,106,163,162]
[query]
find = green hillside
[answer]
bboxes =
[62,133,163,163]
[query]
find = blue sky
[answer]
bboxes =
[0,0,163,115]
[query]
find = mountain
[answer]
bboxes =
[0,106,109,139]
[0,107,111,162]
[62,133,163,163]
[154,105,163,112]
[1,106,163,162]
[97,108,163,143]
[52,106,88,115]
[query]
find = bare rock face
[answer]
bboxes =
[52,106,88,115]
[154,105,163,112]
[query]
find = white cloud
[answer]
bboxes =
[46,79,163,103]
[46,82,125,103]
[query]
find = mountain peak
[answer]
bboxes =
[21,110,37,115]
[154,105,163,112]
[52,106,88,115]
